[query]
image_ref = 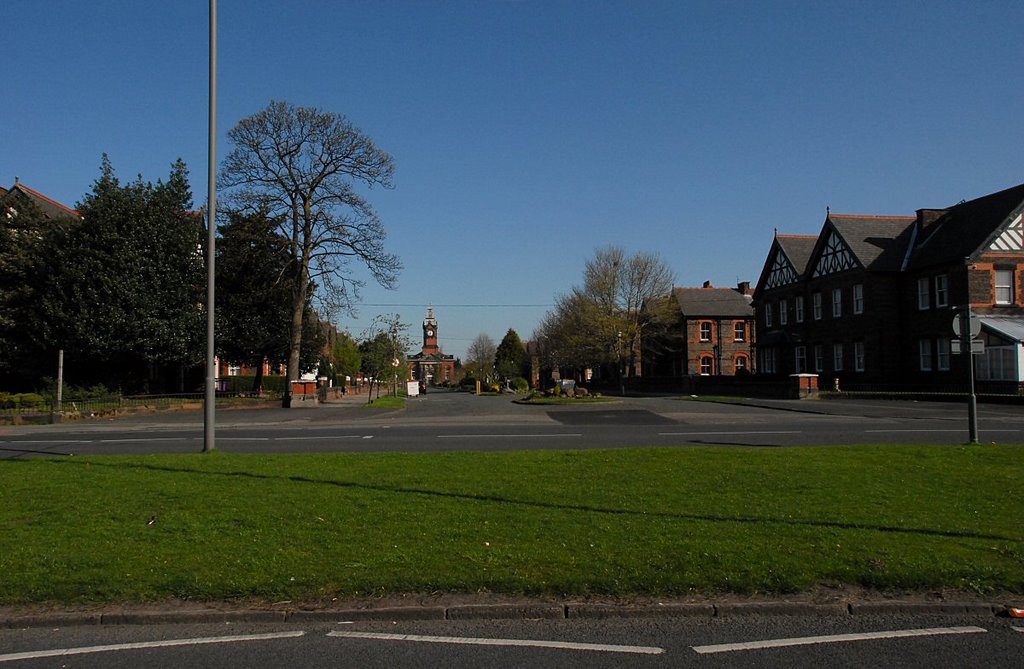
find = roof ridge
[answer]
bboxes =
[776,234,818,239]
[14,183,80,217]
[828,213,915,221]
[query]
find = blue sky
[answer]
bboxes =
[6,1,1023,359]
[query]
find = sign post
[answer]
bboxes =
[953,307,979,444]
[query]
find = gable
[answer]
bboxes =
[812,229,859,277]
[764,249,799,289]
[988,212,1023,253]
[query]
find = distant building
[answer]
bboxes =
[752,183,1024,389]
[407,307,456,385]
[642,281,755,378]
[2,180,80,221]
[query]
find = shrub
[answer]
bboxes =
[510,377,529,393]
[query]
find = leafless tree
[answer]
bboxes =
[466,333,497,383]
[220,101,400,397]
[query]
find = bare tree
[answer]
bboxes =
[220,100,400,403]
[466,333,497,384]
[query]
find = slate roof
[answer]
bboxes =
[673,287,753,318]
[979,316,1024,343]
[827,214,915,271]
[4,182,80,220]
[774,234,817,276]
[908,182,1024,269]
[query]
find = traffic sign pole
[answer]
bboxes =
[960,306,979,444]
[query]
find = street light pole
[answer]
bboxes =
[203,0,217,453]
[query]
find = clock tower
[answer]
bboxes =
[407,306,456,386]
[422,306,439,353]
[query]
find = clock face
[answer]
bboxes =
[426,329,434,337]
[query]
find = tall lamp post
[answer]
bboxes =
[203,0,217,453]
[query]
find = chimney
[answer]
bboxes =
[916,208,946,229]
[702,280,713,288]
[736,281,751,295]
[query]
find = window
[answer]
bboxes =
[854,341,865,372]
[934,275,948,308]
[812,292,822,320]
[699,356,713,375]
[733,321,746,342]
[832,288,842,317]
[937,338,950,371]
[699,321,712,342]
[995,269,1015,305]
[814,344,824,372]
[780,298,788,325]
[833,343,843,371]
[919,339,932,371]
[794,345,806,373]
[917,277,930,310]
[761,348,776,374]
[764,303,773,327]
[853,284,864,314]
[735,355,748,373]
[795,296,805,323]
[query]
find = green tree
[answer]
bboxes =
[215,208,293,392]
[220,101,401,403]
[38,157,204,392]
[494,328,528,383]
[359,313,413,400]
[330,330,362,390]
[0,189,69,388]
[536,246,675,386]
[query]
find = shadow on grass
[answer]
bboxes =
[54,458,1014,542]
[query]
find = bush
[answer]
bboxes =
[510,377,529,393]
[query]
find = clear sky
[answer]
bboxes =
[6,1,1023,360]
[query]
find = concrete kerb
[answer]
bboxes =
[2,600,1017,628]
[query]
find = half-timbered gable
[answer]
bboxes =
[752,182,1024,390]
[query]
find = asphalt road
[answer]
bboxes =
[1,391,1022,458]
[1,614,1021,667]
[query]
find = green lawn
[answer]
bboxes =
[1,444,1021,605]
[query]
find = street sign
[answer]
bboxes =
[951,312,981,339]
[951,339,985,355]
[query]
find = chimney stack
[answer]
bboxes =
[736,281,751,295]
[702,280,713,288]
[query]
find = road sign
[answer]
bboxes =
[951,339,985,355]
[951,312,981,339]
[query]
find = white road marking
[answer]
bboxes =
[99,438,184,443]
[691,625,987,654]
[658,431,800,436]
[437,434,583,439]
[274,435,365,441]
[0,631,306,663]
[1013,626,1023,633]
[864,429,1019,433]
[327,631,663,655]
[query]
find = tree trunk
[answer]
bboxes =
[251,360,264,395]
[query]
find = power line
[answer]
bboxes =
[355,303,552,308]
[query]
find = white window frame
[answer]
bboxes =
[833,343,843,371]
[735,355,748,373]
[794,345,806,373]
[937,338,950,371]
[780,298,788,325]
[917,277,930,310]
[795,296,805,323]
[832,288,842,317]
[764,303,773,327]
[934,275,948,308]
[699,321,712,342]
[854,341,865,372]
[814,344,824,373]
[812,292,822,320]
[919,339,932,371]
[995,268,1014,305]
[699,355,713,375]
[733,321,746,342]
[853,284,864,314]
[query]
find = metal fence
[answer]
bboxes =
[0,392,277,423]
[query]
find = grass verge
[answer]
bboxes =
[1,444,1021,605]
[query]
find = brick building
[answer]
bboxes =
[407,307,456,386]
[642,281,755,378]
[752,183,1024,390]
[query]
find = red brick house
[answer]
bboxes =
[752,183,1024,390]
[642,281,755,378]
[407,307,456,385]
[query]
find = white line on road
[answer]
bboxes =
[0,631,306,663]
[864,429,1019,433]
[327,631,664,655]
[691,625,987,654]
[274,435,366,441]
[437,434,583,439]
[658,431,800,436]
[99,438,186,443]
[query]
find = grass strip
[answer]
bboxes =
[1,444,1021,604]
